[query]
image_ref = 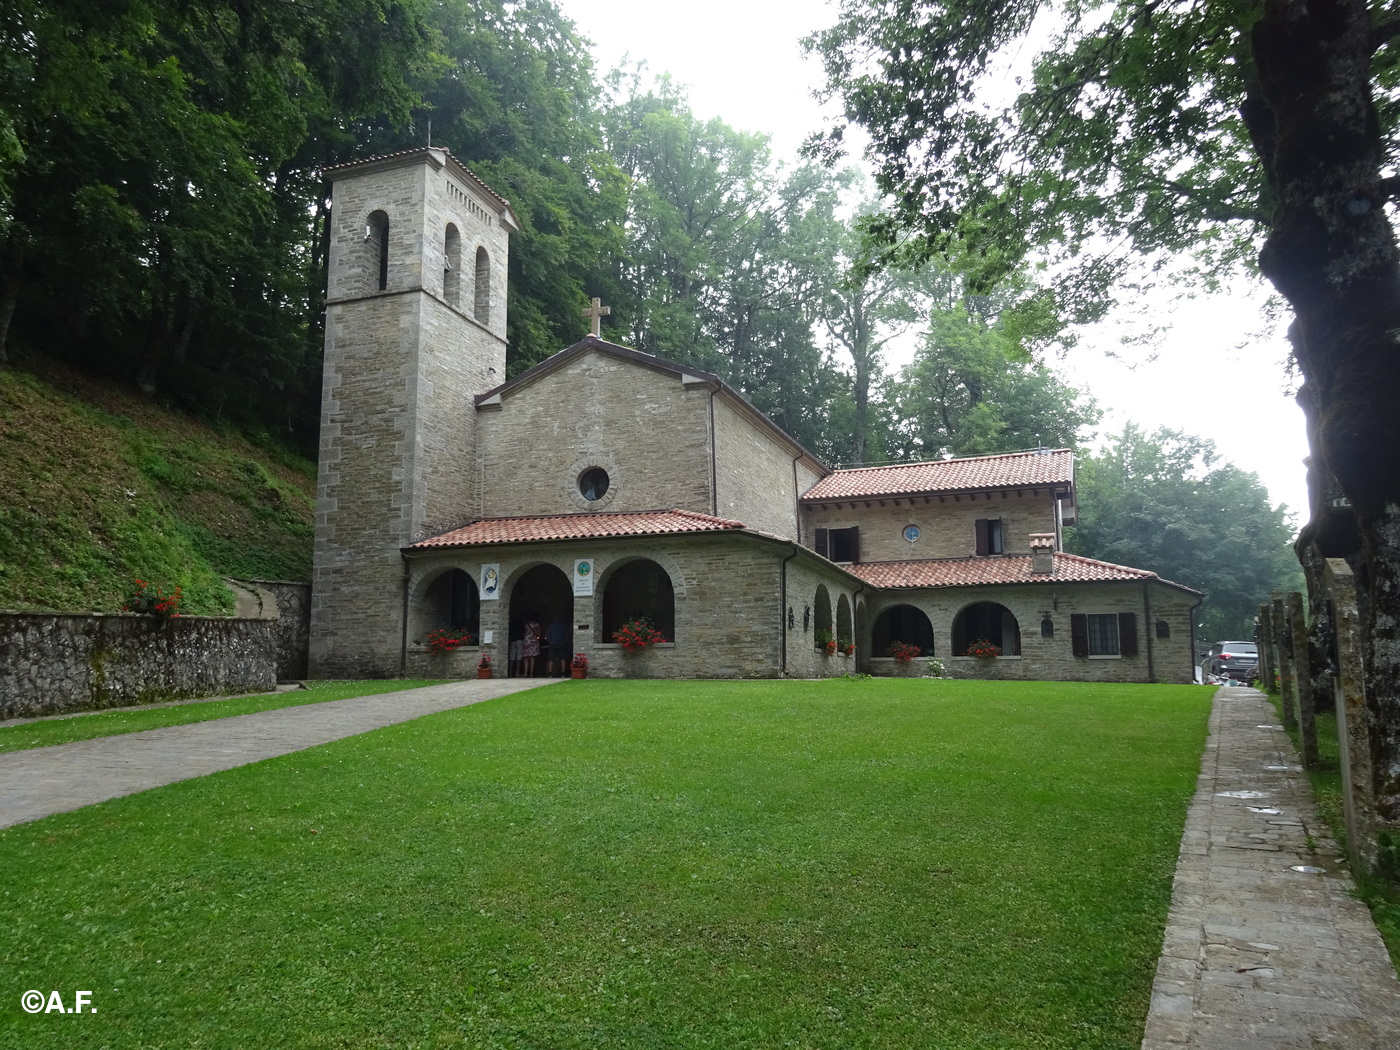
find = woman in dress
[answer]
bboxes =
[520,611,542,677]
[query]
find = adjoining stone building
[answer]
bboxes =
[311,148,1201,683]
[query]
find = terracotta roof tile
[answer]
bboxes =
[802,449,1074,501]
[847,552,1197,591]
[409,509,745,549]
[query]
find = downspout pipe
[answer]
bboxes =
[780,545,799,677]
[709,387,719,517]
[1142,580,1155,683]
[791,453,804,545]
[400,551,413,677]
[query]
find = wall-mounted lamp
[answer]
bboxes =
[364,225,373,241]
[803,605,811,633]
[787,606,795,629]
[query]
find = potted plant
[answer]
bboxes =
[476,654,493,679]
[888,640,921,662]
[614,617,666,652]
[571,653,589,679]
[426,628,475,655]
[123,579,182,618]
[965,638,1001,659]
[838,637,855,656]
[814,628,836,655]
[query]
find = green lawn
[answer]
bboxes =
[0,679,1212,1049]
[0,680,452,754]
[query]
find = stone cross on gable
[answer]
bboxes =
[582,296,610,337]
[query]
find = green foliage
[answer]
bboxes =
[1068,423,1302,638]
[0,679,1210,1048]
[0,366,314,614]
[886,269,1099,459]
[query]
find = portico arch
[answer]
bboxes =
[601,558,675,642]
[508,563,572,677]
[873,604,935,656]
[952,601,1021,656]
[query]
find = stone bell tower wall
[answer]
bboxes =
[310,149,513,677]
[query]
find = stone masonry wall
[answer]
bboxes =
[712,397,805,540]
[0,613,277,719]
[804,490,1060,562]
[478,350,714,518]
[859,578,1198,683]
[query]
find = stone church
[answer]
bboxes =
[309,148,1201,683]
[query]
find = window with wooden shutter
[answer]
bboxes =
[975,518,989,556]
[815,528,829,558]
[1071,614,1089,657]
[1118,612,1138,656]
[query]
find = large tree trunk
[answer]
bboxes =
[0,241,25,363]
[1252,0,1400,827]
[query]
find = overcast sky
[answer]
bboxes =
[554,0,1311,522]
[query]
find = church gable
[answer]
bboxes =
[475,341,715,519]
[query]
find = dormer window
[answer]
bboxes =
[974,518,1004,555]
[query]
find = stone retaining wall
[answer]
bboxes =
[0,613,278,719]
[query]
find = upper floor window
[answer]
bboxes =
[974,518,1004,556]
[366,210,390,292]
[815,526,860,563]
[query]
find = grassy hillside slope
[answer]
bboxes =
[0,365,316,616]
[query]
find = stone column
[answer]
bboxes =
[1287,590,1319,767]
[1323,558,1378,874]
[1258,602,1277,692]
[1273,594,1297,731]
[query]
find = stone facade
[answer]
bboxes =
[478,349,714,517]
[860,579,1199,683]
[0,613,277,719]
[804,489,1061,562]
[403,533,865,680]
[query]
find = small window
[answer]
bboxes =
[816,526,860,563]
[1156,619,1171,639]
[1087,614,1120,656]
[1071,612,1139,658]
[367,210,390,292]
[579,467,609,502]
[1041,615,1054,638]
[974,518,1004,556]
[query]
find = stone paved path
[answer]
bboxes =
[0,678,557,829]
[1142,685,1400,1049]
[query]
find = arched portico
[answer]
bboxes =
[952,601,1022,656]
[508,563,572,677]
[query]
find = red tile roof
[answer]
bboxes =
[409,509,745,549]
[802,449,1074,501]
[847,552,1198,592]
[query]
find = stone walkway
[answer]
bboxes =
[1142,685,1400,1049]
[0,678,557,829]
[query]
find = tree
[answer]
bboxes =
[1068,425,1303,640]
[809,0,1400,828]
[886,269,1098,460]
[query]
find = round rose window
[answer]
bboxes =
[579,467,610,502]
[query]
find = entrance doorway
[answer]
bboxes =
[508,564,572,677]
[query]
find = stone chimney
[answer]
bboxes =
[1030,533,1056,575]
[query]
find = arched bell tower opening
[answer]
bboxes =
[310,148,520,677]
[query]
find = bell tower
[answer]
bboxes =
[310,148,518,677]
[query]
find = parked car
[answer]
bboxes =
[1201,640,1259,683]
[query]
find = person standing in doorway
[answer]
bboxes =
[545,614,569,676]
[521,611,542,677]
